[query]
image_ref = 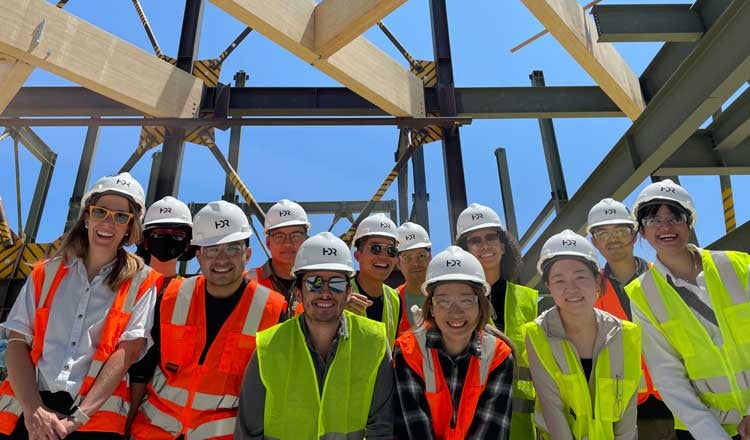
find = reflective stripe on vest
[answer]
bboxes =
[626,250,750,434]
[351,281,400,347]
[525,319,640,440]
[258,312,385,440]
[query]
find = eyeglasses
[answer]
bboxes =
[89,205,134,225]
[303,276,350,294]
[592,226,633,242]
[269,231,307,245]
[466,232,501,248]
[149,229,187,242]
[642,213,688,228]
[432,296,478,310]
[368,243,398,258]
[201,242,245,258]
[399,251,430,264]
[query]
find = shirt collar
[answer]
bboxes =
[300,313,350,344]
[425,326,482,359]
[65,256,117,276]
[602,256,649,284]
[653,244,704,285]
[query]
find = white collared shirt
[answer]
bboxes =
[631,245,750,438]
[1,257,157,396]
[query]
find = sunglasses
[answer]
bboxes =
[466,232,501,248]
[149,230,188,242]
[368,243,398,258]
[303,276,350,294]
[201,242,245,258]
[89,205,133,225]
[399,251,430,264]
[269,231,307,245]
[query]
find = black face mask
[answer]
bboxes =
[146,236,188,262]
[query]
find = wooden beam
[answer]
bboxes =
[0,54,34,113]
[0,0,203,118]
[210,0,425,117]
[520,0,646,120]
[314,0,407,57]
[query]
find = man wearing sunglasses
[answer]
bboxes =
[247,199,310,318]
[349,213,402,348]
[128,201,286,440]
[395,222,432,335]
[235,232,394,439]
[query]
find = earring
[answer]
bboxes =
[84,221,89,229]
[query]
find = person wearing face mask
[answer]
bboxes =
[626,179,750,440]
[587,198,675,439]
[139,196,193,289]
[394,246,515,439]
[525,229,640,440]
[456,203,538,439]
[235,232,394,439]
[395,222,432,335]
[0,173,161,439]
[127,201,286,440]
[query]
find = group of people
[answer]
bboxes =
[0,171,748,440]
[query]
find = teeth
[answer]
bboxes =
[658,234,677,240]
[314,302,334,308]
[566,297,584,303]
[213,267,232,273]
[446,321,466,328]
[374,264,388,268]
[96,231,114,238]
[480,253,494,258]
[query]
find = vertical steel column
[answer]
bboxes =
[146,151,163,207]
[410,148,430,233]
[153,0,205,199]
[429,0,467,241]
[223,70,248,203]
[720,175,735,233]
[530,70,568,213]
[396,130,410,224]
[494,148,519,240]
[65,122,100,231]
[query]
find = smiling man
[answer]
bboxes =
[587,198,675,439]
[127,200,286,440]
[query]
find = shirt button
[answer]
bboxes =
[63,365,70,371]
[77,314,83,319]
[85,287,90,292]
[71,341,77,346]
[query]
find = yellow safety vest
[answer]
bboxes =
[351,279,401,347]
[524,319,641,440]
[257,311,387,440]
[626,249,750,436]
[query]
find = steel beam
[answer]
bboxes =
[65,122,100,231]
[719,175,736,233]
[708,220,750,252]
[146,151,162,208]
[519,199,554,250]
[154,0,204,200]
[430,0,467,241]
[223,71,248,203]
[592,4,704,43]
[396,130,410,224]
[410,147,430,233]
[520,0,750,286]
[655,134,750,176]
[494,148,519,240]
[712,88,750,151]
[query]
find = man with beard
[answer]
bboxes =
[235,232,394,439]
[126,201,286,439]
[588,198,675,439]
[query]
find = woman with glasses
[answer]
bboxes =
[394,246,515,440]
[525,229,640,440]
[626,179,750,440]
[455,203,538,439]
[0,173,162,439]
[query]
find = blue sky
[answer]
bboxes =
[1,0,748,272]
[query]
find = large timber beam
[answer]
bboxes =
[209,0,424,117]
[0,0,203,117]
[0,55,33,113]
[520,0,750,287]
[591,4,704,43]
[520,0,646,120]
[314,0,406,57]
[5,86,623,118]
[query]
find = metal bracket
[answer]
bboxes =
[32,20,46,49]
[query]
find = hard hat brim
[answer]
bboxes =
[456,223,504,241]
[353,232,399,247]
[421,274,490,297]
[586,219,637,235]
[264,220,311,234]
[397,241,432,253]
[293,263,356,278]
[537,253,600,276]
[192,230,252,247]
[144,218,193,228]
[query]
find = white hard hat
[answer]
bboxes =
[264,199,310,233]
[632,179,697,227]
[421,246,490,297]
[456,203,505,241]
[537,229,600,275]
[397,222,432,252]
[144,196,192,229]
[352,213,398,246]
[191,200,252,247]
[292,232,356,278]
[586,198,636,234]
[81,172,146,220]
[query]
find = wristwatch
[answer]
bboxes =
[69,406,90,425]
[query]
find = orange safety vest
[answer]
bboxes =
[131,276,285,440]
[397,284,416,336]
[395,327,512,439]
[595,276,661,405]
[0,257,162,435]
[246,265,302,316]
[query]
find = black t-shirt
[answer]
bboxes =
[580,357,593,381]
[355,277,402,328]
[489,278,508,331]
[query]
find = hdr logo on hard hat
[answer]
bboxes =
[322,247,337,256]
[405,233,416,241]
[471,213,484,221]
[380,222,391,229]
[160,207,172,214]
[604,209,617,215]
[660,186,676,193]
[215,219,230,229]
[446,259,461,267]
[115,178,131,187]
[279,210,292,217]
[562,239,576,246]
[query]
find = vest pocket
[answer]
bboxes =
[660,320,695,358]
[559,373,589,419]
[161,324,196,367]
[723,302,750,346]
[218,332,255,375]
[596,377,632,422]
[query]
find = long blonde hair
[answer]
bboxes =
[55,193,144,290]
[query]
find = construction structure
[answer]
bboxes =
[1,0,750,315]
